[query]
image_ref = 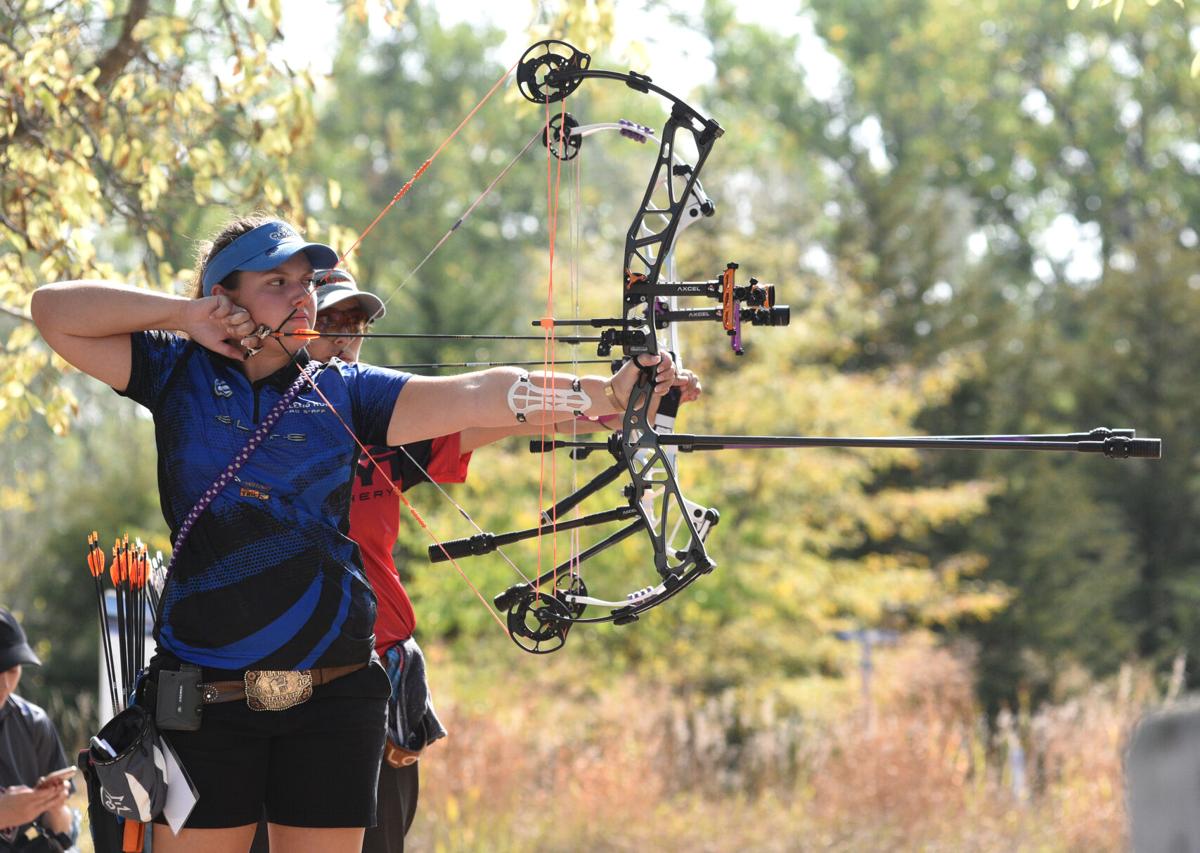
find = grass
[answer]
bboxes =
[409,640,1152,852]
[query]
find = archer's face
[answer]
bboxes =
[216,254,318,343]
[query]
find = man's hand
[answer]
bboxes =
[607,352,677,410]
[0,784,68,829]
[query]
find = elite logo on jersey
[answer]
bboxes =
[213,378,232,398]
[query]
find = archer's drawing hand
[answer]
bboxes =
[181,294,260,359]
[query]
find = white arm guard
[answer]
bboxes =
[506,372,594,423]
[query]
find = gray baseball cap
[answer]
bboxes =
[314,269,386,321]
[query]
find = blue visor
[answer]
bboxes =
[201,221,340,295]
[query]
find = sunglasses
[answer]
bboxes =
[315,310,371,335]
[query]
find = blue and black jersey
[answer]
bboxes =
[119,331,409,673]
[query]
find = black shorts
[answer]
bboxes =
[153,661,390,829]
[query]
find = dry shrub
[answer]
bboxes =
[416,675,677,851]
[264,643,1157,850]
[796,640,1145,850]
[1031,664,1156,850]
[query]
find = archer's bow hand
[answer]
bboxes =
[606,352,677,412]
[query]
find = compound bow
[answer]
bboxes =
[396,40,1159,654]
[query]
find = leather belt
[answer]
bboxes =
[200,662,366,708]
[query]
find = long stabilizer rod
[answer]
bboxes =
[659,433,1161,459]
[530,427,1156,460]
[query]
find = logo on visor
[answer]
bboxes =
[269,226,298,241]
[213,378,232,398]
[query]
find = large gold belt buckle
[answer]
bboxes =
[244,670,313,711]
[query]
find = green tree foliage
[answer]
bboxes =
[1,0,324,437]
[758,0,1197,704]
[296,6,557,365]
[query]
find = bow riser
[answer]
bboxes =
[620,113,721,357]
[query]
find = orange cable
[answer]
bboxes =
[535,95,570,599]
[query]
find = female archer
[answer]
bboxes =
[30,213,675,853]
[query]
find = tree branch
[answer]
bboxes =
[94,0,150,89]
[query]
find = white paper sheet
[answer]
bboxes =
[160,738,199,835]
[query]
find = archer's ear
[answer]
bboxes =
[209,269,245,298]
[210,283,243,306]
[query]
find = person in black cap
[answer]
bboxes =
[30,213,676,853]
[0,608,78,851]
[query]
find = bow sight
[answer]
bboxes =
[536,261,791,356]
[646,262,791,356]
